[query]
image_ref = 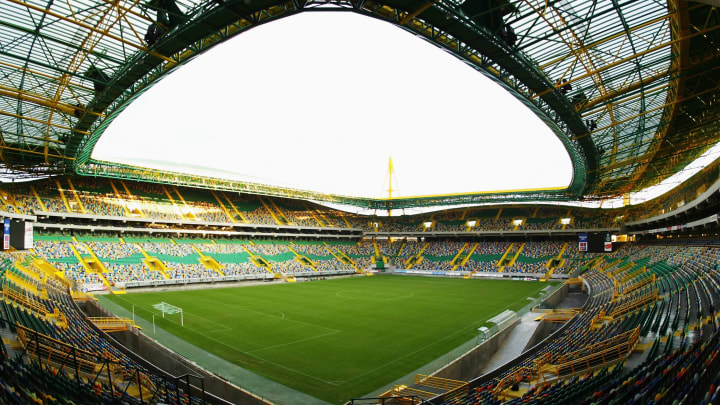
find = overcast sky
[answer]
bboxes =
[93,12,573,199]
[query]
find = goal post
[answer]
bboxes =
[152,302,184,326]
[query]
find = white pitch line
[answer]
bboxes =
[246,329,341,354]
[110,296,339,384]
[182,308,234,331]
[198,297,341,333]
[338,318,491,385]
[334,289,414,300]
[242,351,342,386]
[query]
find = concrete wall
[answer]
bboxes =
[538,283,569,309]
[83,300,270,405]
[428,283,571,385]
[522,320,557,352]
[431,319,519,381]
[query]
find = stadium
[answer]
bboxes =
[1,0,720,404]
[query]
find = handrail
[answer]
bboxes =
[539,326,640,379]
[441,383,470,402]
[610,289,658,317]
[413,374,469,402]
[88,316,140,332]
[554,327,640,364]
[78,296,234,405]
[2,284,49,316]
[350,396,431,404]
[414,374,466,391]
[493,367,536,399]
[620,274,656,296]
[16,325,109,374]
[16,324,157,396]
[393,386,437,399]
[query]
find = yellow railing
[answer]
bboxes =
[414,374,466,391]
[414,374,469,401]
[555,327,640,364]
[71,290,96,301]
[539,327,640,379]
[88,317,140,332]
[609,289,658,318]
[391,385,436,400]
[2,284,48,316]
[540,308,581,323]
[494,367,537,399]
[17,325,155,395]
[17,325,100,375]
[620,274,656,296]
[620,266,646,282]
[566,278,583,285]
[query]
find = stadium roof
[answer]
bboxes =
[91,12,574,199]
[0,0,719,209]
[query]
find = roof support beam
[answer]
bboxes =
[6,0,175,64]
[531,20,720,101]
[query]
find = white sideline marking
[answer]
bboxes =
[338,320,482,385]
[129,304,341,385]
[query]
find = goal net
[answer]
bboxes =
[153,302,184,326]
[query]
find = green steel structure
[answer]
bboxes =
[0,0,719,209]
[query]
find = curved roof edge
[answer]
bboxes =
[69,2,599,203]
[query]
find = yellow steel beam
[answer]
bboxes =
[0,109,89,135]
[614,0,691,195]
[400,0,437,25]
[100,0,155,26]
[538,13,673,70]
[531,22,720,101]
[6,0,175,64]
[581,63,673,112]
[0,60,94,93]
[0,144,72,161]
[522,0,623,159]
[573,77,720,144]
[44,2,118,163]
[0,85,89,116]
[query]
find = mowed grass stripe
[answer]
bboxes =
[107,276,551,404]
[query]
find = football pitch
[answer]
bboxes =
[105,275,552,403]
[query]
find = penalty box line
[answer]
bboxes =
[130,301,342,386]
[196,297,345,384]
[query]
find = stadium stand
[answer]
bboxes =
[0,178,632,233]
[0,256,217,404]
[8,233,720,404]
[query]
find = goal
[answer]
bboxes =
[152,302,184,326]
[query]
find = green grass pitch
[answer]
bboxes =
[106,275,551,403]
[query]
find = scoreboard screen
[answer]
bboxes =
[579,233,612,253]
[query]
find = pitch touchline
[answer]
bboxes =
[135,308,341,385]
[192,328,340,385]
[111,296,340,384]
[339,317,489,385]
